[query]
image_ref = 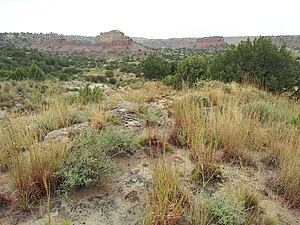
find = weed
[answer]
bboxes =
[233,184,261,224]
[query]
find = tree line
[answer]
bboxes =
[141,37,300,93]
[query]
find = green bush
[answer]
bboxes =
[78,85,103,104]
[85,75,106,83]
[175,55,210,88]
[210,37,299,92]
[57,135,115,193]
[57,130,114,193]
[162,75,176,87]
[57,129,138,193]
[205,197,245,225]
[105,70,114,77]
[141,55,171,80]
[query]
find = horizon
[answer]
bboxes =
[0,0,300,39]
[1,31,300,39]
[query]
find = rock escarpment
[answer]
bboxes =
[195,36,227,48]
[0,31,152,58]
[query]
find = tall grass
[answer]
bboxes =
[143,158,191,225]
[9,137,68,209]
[171,82,300,206]
[0,100,87,167]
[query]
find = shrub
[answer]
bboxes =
[85,75,106,83]
[105,70,114,77]
[141,55,171,80]
[108,77,117,84]
[210,37,299,92]
[78,85,103,104]
[162,75,176,87]
[57,128,138,193]
[205,197,245,225]
[57,130,115,193]
[175,55,210,88]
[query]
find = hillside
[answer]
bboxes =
[0,30,153,58]
[133,35,300,49]
[0,78,299,225]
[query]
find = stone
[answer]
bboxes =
[88,83,109,90]
[44,122,92,142]
[124,190,139,202]
[0,110,7,120]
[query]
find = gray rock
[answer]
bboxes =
[44,122,92,142]
[0,110,7,119]
[88,83,109,90]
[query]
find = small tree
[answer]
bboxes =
[141,55,171,80]
[10,66,27,80]
[176,56,210,88]
[29,63,45,81]
[210,37,299,92]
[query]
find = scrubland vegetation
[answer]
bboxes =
[0,37,299,224]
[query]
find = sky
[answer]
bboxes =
[0,0,299,39]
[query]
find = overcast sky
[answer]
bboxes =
[0,0,299,38]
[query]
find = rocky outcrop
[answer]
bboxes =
[0,31,152,58]
[195,36,227,49]
[96,30,134,48]
[132,37,196,49]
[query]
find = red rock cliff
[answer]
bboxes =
[195,36,226,48]
[95,30,134,48]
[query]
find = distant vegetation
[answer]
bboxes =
[142,37,300,93]
[0,45,105,81]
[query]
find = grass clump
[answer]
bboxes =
[106,113,121,125]
[191,162,223,187]
[262,215,281,225]
[96,129,139,156]
[241,101,286,123]
[9,141,68,209]
[143,159,191,225]
[233,184,261,224]
[90,106,107,130]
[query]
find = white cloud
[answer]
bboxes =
[0,0,299,38]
